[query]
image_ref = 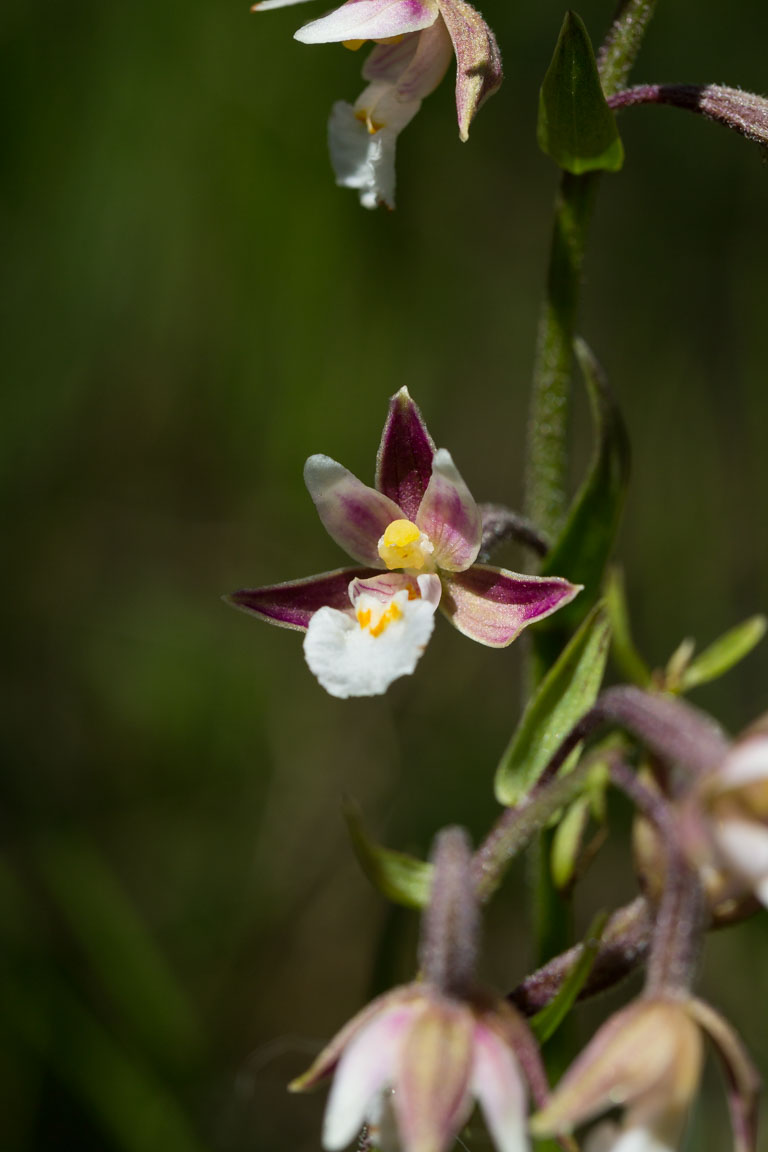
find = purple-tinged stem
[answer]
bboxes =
[610,760,705,997]
[419,827,479,1000]
[687,998,761,1152]
[608,83,768,148]
[477,503,550,562]
[509,896,651,1015]
[473,687,729,904]
[597,0,659,97]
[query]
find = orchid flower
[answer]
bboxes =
[533,993,760,1152]
[290,827,544,1152]
[531,998,704,1152]
[253,0,502,207]
[227,388,580,698]
[291,982,533,1152]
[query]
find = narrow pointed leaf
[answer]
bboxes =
[538,10,624,174]
[343,798,432,908]
[495,604,611,806]
[550,794,591,891]
[680,615,767,691]
[539,339,630,629]
[530,912,607,1043]
[605,566,652,687]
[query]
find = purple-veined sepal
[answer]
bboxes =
[441,566,582,647]
[226,566,375,631]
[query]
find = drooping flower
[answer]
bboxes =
[253,0,502,207]
[531,998,704,1152]
[292,982,533,1152]
[227,388,580,697]
[290,827,544,1152]
[695,724,768,908]
[531,994,759,1152]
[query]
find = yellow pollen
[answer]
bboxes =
[378,519,432,571]
[354,107,384,134]
[356,601,402,637]
[343,38,366,50]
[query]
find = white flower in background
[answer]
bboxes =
[253,0,503,207]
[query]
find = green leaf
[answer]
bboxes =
[531,911,607,1044]
[605,565,652,686]
[537,10,624,174]
[342,799,432,909]
[495,603,611,806]
[550,794,591,890]
[680,615,767,691]
[540,338,630,630]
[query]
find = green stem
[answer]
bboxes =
[598,0,660,98]
[522,0,661,980]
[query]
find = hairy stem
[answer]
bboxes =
[597,0,660,97]
[509,896,651,1014]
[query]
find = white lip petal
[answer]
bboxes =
[713,817,768,888]
[303,592,436,697]
[715,737,768,791]
[328,89,421,209]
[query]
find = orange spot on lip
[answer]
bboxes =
[343,38,366,50]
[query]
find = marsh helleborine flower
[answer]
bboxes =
[531,997,704,1152]
[227,388,580,698]
[252,0,502,207]
[291,983,534,1152]
[290,826,543,1152]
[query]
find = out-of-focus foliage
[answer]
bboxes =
[2,0,768,1148]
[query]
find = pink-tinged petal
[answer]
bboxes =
[348,571,422,603]
[471,1025,528,1152]
[417,572,442,609]
[441,566,581,647]
[362,33,421,83]
[375,386,436,520]
[322,1003,418,1150]
[226,567,374,632]
[304,454,403,566]
[295,0,438,44]
[392,17,454,103]
[416,449,482,572]
[393,1000,475,1152]
[291,986,422,1093]
[437,0,502,141]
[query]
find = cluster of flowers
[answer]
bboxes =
[285,703,768,1152]
[228,390,767,1152]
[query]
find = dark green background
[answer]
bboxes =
[2,0,767,1148]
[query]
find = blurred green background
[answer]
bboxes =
[2,0,768,1148]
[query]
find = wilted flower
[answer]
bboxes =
[531,997,704,1152]
[291,826,541,1152]
[227,388,579,697]
[253,0,502,207]
[696,726,768,908]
